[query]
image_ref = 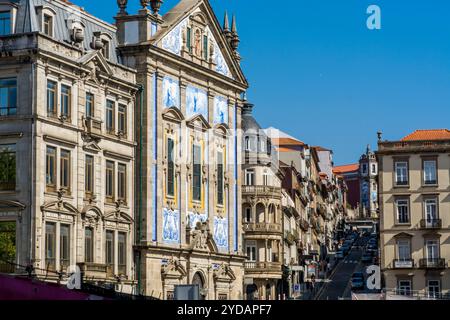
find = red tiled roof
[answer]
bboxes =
[333,164,359,174]
[276,146,298,152]
[401,129,450,141]
[271,138,305,146]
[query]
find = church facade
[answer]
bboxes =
[115,0,248,300]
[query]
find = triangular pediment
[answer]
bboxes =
[152,0,247,85]
[186,114,211,131]
[78,50,113,78]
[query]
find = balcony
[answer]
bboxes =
[83,116,103,137]
[420,219,442,229]
[284,231,296,245]
[419,258,446,269]
[243,222,282,234]
[393,259,414,269]
[77,263,108,280]
[244,261,282,273]
[242,185,281,199]
[300,218,309,231]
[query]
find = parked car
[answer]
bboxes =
[351,272,365,290]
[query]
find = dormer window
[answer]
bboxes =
[0,11,11,36]
[43,14,53,37]
[101,39,110,59]
[38,7,56,38]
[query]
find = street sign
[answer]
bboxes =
[293,284,301,292]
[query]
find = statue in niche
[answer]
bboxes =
[194,29,202,57]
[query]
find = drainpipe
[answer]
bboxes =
[30,61,36,269]
[136,83,144,295]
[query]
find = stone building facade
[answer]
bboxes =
[241,103,283,300]
[359,145,379,219]
[115,0,248,300]
[0,0,137,293]
[378,129,450,299]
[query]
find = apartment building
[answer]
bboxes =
[241,103,283,300]
[378,129,450,299]
[0,0,137,293]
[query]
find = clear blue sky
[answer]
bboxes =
[76,0,450,165]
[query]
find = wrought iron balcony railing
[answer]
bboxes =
[420,219,442,229]
[393,259,414,269]
[419,258,446,269]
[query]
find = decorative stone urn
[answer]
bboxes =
[140,0,149,9]
[117,0,128,14]
[150,0,163,15]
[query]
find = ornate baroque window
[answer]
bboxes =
[167,137,175,197]
[217,151,224,206]
[192,144,202,202]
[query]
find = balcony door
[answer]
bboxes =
[397,240,411,261]
[427,280,440,299]
[398,280,412,296]
[246,242,257,262]
[425,199,438,226]
[426,239,439,261]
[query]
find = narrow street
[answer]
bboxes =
[316,236,373,300]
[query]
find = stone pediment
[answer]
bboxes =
[41,200,78,215]
[213,123,230,137]
[161,257,187,280]
[78,50,113,82]
[162,106,185,123]
[186,114,211,131]
[0,200,26,211]
[152,0,247,86]
[213,263,236,283]
[104,210,133,224]
[80,205,103,221]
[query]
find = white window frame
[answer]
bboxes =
[245,169,254,186]
[397,239,411,261]
[395,199,409,224]
[427,280,440,299]
[38,7,56,38]
[246,241,257,262]
[398,280,412,296]
[423,160,437,185]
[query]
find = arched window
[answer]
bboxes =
[245,136,250,151]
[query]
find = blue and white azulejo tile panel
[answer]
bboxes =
[213,96,228,125]
[161,18,188,56]
[186,85,208,119]
[213,216,229,251]
[187,211,208,229]
[213,42,231,78]
[162,208,180,244]
[162,76,180,109]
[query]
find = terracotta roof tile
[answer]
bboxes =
[333,164,359,174]
[401,129,450,141]
[272,137,305,146]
